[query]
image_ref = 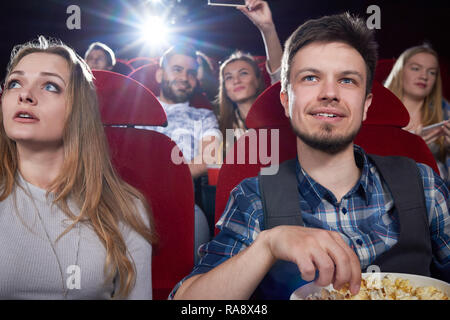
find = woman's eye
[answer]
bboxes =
[44,83,60,92]
[7,80,21,89]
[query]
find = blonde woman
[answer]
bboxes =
[0,36,156,299]
[385,45,449,185]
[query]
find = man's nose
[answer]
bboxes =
[318,79,340,102]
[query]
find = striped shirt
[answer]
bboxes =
[170,145,449,298]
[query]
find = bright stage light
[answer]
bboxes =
[140,16,169,46]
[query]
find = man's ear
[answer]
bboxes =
[362,92,373,121]
[280,90,290,118]
[155,68,163,84]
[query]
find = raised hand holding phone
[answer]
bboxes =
[207,0,246,7]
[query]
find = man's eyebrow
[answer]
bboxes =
[292,68,321,79]
[9,70,66,86]
[340,70,364,81]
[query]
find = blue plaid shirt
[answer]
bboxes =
[170,145,450,298]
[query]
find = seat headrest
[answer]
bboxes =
[246,80,409,129]
[365,81,409,127]
[128,64,161,95]
[93,70,167,126]
[246,81,289,129]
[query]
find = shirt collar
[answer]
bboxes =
[157,98,190,110]
[295,145,372,210]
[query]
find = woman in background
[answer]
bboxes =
[217,0,283,154]
[385,44,449,186]
[0,36,155,299]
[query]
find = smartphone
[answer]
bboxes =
[208,0,246,7]
[421,120,448,134]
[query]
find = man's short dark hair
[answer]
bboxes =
[160,44,199,70]
[281,12,378,95]
[84,42,116,67]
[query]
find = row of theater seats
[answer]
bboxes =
[93,56,440,299]
[94,70,195,300]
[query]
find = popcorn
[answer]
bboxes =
[305,274,449,300]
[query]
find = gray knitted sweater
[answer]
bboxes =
[0,175,152,299]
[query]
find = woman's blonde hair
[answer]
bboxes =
[384,44,445,161]
[217,51,266,144]
[0,36,156,298]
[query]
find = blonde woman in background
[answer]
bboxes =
[385,45,449,186]
[0,36,155,299]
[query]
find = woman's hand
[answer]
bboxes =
[238,0,274,33]
[417,124,445,147]
[443,120,450,150]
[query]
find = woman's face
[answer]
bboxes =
[86,49,111,71]
[223,60,260,104]
[2,52,70,150]
[402,52,438,100]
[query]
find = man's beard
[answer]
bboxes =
[160,79,194,104]
[291,121,361,155]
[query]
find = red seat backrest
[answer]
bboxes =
[105,127,194,300]
[374,58,395,84]
[93,70,167,126]
[214,80,440,231]
[355,81,439,173]
[96,71,194,299]
[128,64,213,110]
[127,57,158,69]
[111,59,134,76]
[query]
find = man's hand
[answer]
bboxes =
[261,225,362,295]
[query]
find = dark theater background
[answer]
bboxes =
[0,0,449,95]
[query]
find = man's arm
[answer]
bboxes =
[188,135,220,178]
[174,225,362,299]
[418,163,450,281]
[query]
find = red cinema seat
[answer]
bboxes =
[254,55,272,89]
[111,59,134,76]
[214,82,296,233]
[374,58,395,84]
[128,57,158,69]
[354,81,439,173]
[94,70,195,299]
[214,80,439,232]
[128,64,213,110]
[93,70,167,126]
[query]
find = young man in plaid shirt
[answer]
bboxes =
[171,13,449,300]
